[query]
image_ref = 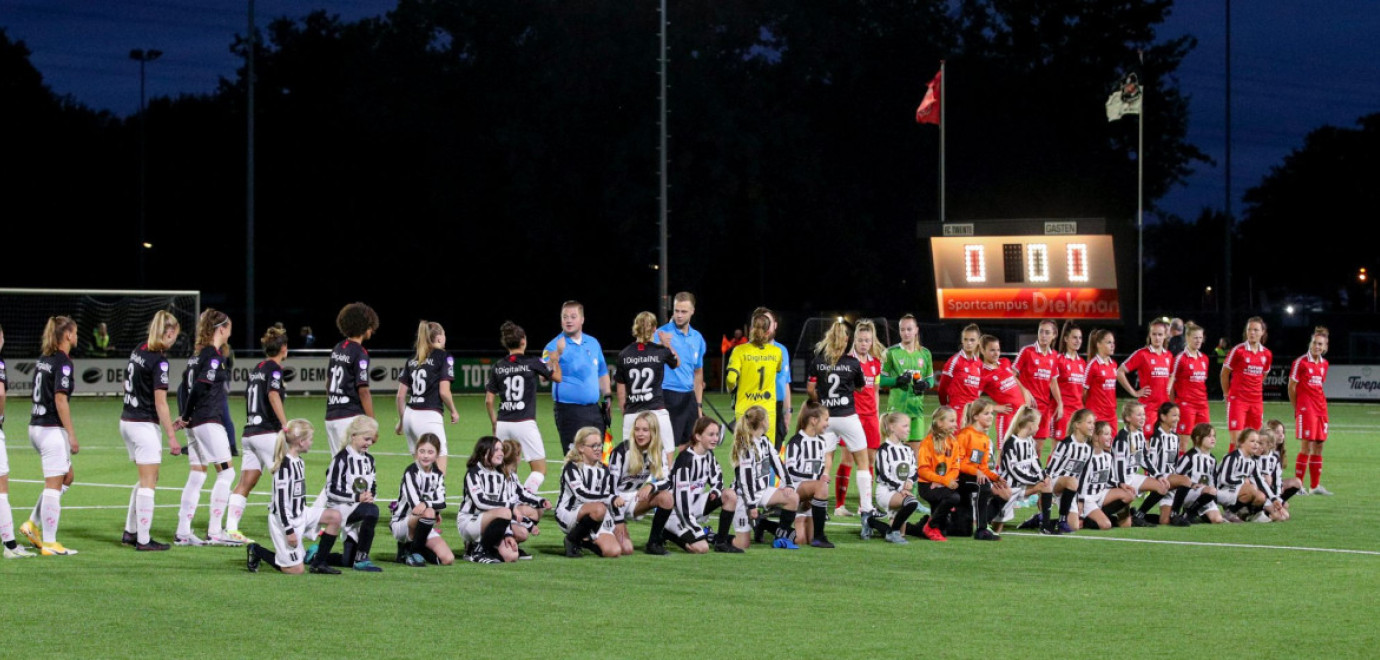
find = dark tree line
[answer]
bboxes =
[3,1,1205,349]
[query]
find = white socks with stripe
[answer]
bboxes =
[523,472,545,494]
[41,488,61,544]
[226,493,248,533]
[856,471,875,514]
[0,493,13,545]
[207,468,234,537]
[136,488,155,544]
[178,470,207,537]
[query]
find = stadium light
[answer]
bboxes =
[1285,304,1296,316]
[130,48,162,288]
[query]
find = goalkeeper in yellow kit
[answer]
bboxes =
[726,311,784,444]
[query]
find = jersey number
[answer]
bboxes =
[827,374,842,400]
[410,369,428,395]
[33,372,43,403]
[627,367,654,398]
[504,376,525,402]
[123,364,138,408]
[247,383,262,415]
[328,365,345,395]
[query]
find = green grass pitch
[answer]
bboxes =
[2,393,1377,657]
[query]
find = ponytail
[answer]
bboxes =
[271,419,315,473]
[414,320,444,364]
[41,316,77,356]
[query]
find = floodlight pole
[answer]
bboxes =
[1223,0,1233,334]
[656,0,670,320]
[130,48,162,288]
[246,0,257,347]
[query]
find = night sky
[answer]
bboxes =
[5,0,1377,223]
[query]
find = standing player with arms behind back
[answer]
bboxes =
[937,324,984,420]
[117,311,183,551]
[1116,319,1174,433]
[804,321,876,529]
[1290,327,1331,496]
[615,312,680,465]
[1,325,38,558]
[725,311,783,444]
[1013,320,1063,460]
[395,321,459,476]
[1083,329,1120,432]
[486,321,562,494]
[1221,317,1272,452]
[1169,322,1211,447]
[224,326,291,544]
[1052,322,1087,452]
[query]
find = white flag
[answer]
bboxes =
[1105,72,1142,122]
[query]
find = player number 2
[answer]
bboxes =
[827,373,842,400]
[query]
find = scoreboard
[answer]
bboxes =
[930,234,1119,320]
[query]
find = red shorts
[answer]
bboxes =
[1090,405,1118,433]
[1175,401,1210,435]
[861,413,882,450]
[1226,397,1264,432]
[1295,412,1329,442]
[1053,405,1082,440]
[994,411,1015,453]
[1033,401,1056,440]
[1141,398,1168,435]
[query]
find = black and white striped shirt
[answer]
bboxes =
[999,434,1045,486]
[782,432,830,484]
[607,441,669,494]
[1174,448,1216,486]
[502,472,547,509]
[1144,427,1179,478]
[875,440,917,491]
[734,436,789,500]
[324,446,377,506]
[558,460,616,514]
[1257,451,1283,493]
[1249,455,1281,501]
[1078,450,1117,498]
[393,462,446,524]
[670,448,723,530]
[1215,449,1267,492]
[1047,438,1092,479]
[461,466,510,515]
[271,454,307,534]
[1112,428,1149,483]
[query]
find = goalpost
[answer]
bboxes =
[0,288,201,396]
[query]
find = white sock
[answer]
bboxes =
[309,486,327,512]
[125,486,139,534]
[208,468,234,536]
[30,497,42,524]
[178,470,207,537]
[226,493,248,533]
[40,489,61,544]
[523,471,545,494]
[0,493,14,544]
[136,488,155,545]
[856,471,875,514]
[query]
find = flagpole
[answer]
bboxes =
[939,60,946,223]
[1137,59,1145,327]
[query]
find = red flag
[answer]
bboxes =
[915,69,942,124]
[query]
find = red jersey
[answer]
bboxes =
[1171,350,1210,408]
[853,351,882,417]
[1013,344,1058,409]
[1056,352,1086,412]
[1289,353,1328,415]
[979,358,1026,410]
[1122,346,1173,403]
[1084,355,1119,421]
[938,351,983,411]
[1225,343,1273,401]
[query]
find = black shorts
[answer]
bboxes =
[664,390,698,447]
[553,402,604,455]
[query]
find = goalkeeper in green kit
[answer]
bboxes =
[878,315,935,456]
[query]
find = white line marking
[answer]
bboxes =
[1003,531,1380,556]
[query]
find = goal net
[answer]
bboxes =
[0,288,201,359]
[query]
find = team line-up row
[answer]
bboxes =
[0,302,1334,566]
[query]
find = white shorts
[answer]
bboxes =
[28,425,72,478]
[186,422,231,467]
[1125,473,1147,492]
[119,420,163,465]
[621,408,676,455]
[1183,487,1219,514]
[392,517,442,543]
[875,484,901,515]
[998,485,1035,523]
[496,420,545,461]
[663,508,707,542]
[1079,490,1110,514]
[457,513,483,544]
[241,432,277,473]
[325,416,359,455]
[0,430,8,477]
[1216,487,1240,507]
[555,503,615,539]
[268,507,322,568]
[610,490,642,524]
[402,408,447,456]
[825,414,867,453]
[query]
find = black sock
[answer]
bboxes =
[567,515,595,544]
[411,517,436,555]
[252,543,281,571]
[704,497,722,516]
[1171,486,1189,514]
[1058,490,1075,522]
[1039,492,1052,520]
[976,488,997,528]
[1101,499,1127,519]
[717,509,734,542]
[648,506,672,545]
[811,499,828,539]
[351,504,378,563]
[776,509,797,540]
[481,518,510,552]
[1138,492,1164,514]
[3,540,15,550]
[1185,493,1213,518]
[891,500,919,532]
[315,532,338,565]
[1281,486,1299,502]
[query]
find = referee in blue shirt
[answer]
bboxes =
[544,301,610,454]
[658,292,706,448]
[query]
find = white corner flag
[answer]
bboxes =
[1105,72,1142,122]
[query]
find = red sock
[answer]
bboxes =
[1228,443,1236,453]
[1309,455,1323,489]
[835,465,852,508]
[1294,453,1308,481]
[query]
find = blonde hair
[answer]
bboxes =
[1067,409,1096,440]
[964,396,995,427]
[626,412,666,478]
[731,405,768,463]
[566,427,604,463]
[814,320,850,365]
[501,439,523,477]
[271,419,315,472]
[1119,400,1145,424]
[345,415,379,449]
[194,308,230,351]
[1009,405,1040,440]
[41,316,77,356]
[1092,421,1113,445]
[927,406,957,452]
[853,319,883,359]
[145,311,180,352]
[881,411,909,442]
[413,320,444,364]
[631,311,658,344]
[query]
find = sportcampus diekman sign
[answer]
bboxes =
[6,358,1380,402]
